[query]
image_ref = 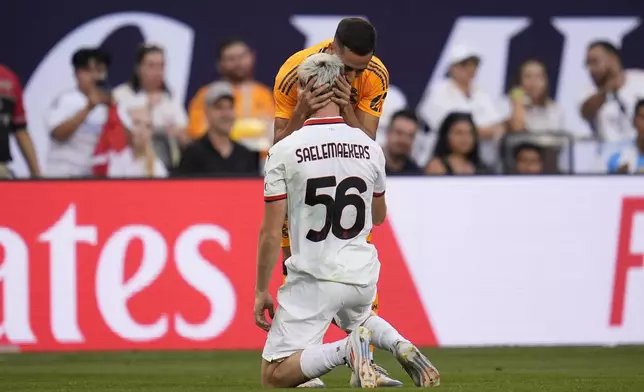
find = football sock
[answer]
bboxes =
[363,316,408,351]
[300,338,348,379]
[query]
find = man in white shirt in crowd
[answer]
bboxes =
[419,43,505,140]
[106,96,167,178]
[46,48,111,177]
[580,41,644,143]
[255,53,439,389]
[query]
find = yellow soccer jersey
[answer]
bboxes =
[273,39,389,120]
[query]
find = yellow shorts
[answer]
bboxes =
[281,219,373,247]
[281,219,290,248]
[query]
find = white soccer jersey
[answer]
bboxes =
[264,116,386,286]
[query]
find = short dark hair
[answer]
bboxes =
[334,18,377,56]
[588,40,621,60]
[217,37,249,60]
[71,48,111,70]
[389,109,419,127]
[513,142,543,160]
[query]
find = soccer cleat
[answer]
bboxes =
[375,364,404,387]
[297,378,326,388]
[350,363,404,387]
[393,341,440,387]
[346,327,377,388]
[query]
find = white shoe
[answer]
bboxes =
[350,364,404,387]
[346,327,377,388]
[375,364,404,387]
[297,378,326,388]
[393,341,440,387]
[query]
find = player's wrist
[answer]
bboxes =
[255,286,268,295]
[293,105,309,121]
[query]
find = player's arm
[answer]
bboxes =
[371,147,388,225]
[333,65,389,140]
[273,64,333,144]
[256,148,288,293]
[372,195,387,226]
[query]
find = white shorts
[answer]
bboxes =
[262,271,377,362]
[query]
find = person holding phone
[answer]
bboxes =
[46,48,112,177]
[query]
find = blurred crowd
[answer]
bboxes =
[2,36,644,179]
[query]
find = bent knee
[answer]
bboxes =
[261,370,289,388]
[261,361,291,388]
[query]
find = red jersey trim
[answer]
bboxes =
[373,191,385,197]
[303,117,345,126]
[265,194,287,202]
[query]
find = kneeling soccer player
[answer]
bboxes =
[254,53,440,389]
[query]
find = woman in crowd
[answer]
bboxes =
[107,99,167,178]
[425,112,487,175]
[113,44,189,167]
[506,59,565,133]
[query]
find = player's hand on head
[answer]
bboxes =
[331,76,352,108]
[297,77,334,116]
[254,291,275,332]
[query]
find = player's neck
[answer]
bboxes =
[311,103,341,119]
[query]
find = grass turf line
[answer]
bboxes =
[1,346,643,391]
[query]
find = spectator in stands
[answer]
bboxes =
[420,44,505,140]
[106,97,167,178]
[187,38,273,153]
[113,44,189,168]
[512,142,544,175]
[425,112,487,175]
[580,41,644,143]
[505,59,565,133]
[46,48,111,177]
[608,99,644,174]
[0,64,41,178]
[176,81,258,176]
[383,109,421,175]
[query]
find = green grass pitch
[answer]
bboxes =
[1,346,643,391]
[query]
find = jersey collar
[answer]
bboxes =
[303,116,345,126]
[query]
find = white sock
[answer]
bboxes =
[299,338,348,379]
[363,316,408,351]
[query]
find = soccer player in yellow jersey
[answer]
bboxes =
[272,18,402,388]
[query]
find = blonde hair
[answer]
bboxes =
[298,53,344,90]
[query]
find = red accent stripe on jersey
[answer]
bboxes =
[265,194,287,202]
[303,117,345,126]
[373,191,385,197]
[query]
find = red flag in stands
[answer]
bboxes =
[92,104,128,177]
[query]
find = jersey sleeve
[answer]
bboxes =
[273,59,299,120]
[374,146,387,197]
[264,145,287,201]
[358,60,390,118]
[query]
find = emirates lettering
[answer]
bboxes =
[0,204,237,345]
